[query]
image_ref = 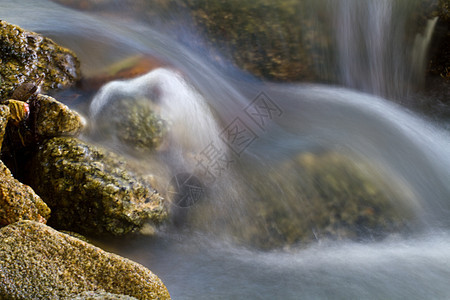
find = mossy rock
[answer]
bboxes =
[185,0,333,82]
[0,160,50,226]
[0,20,80,99]
[28,137,168,236]
[95,97,168,154]
[0,221,170,299]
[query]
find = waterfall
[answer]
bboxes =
[332,0,438,100]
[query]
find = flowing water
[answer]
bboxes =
[1,0,450,299]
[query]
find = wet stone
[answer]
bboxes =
[94,97,168,154]
[0,220,171,299]
[28,136,168,236]
[0,20,80,99]
[0,104,10,149]
[34,94,86,137]
[0,160,50,227]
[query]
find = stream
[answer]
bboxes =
[1,0,450,299]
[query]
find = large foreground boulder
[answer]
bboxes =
[0,20,80,99]
[28,137,167,236]
[0,221,170,299]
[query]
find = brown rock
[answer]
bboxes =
[28,137,167,236]
[0,160,50,226]
[0,220,171,299]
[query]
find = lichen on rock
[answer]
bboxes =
[0,20,80,99]
[95,97,168,153]
[0,104,10,148]
[0,220,170,299]
[34,94,86,137]
[28,136,167,236]
[0,160,50,226]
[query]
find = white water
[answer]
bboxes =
[1,0,450,299]
[332,0,438,99]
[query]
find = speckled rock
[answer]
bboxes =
[0,20,80,99]
[28,136,167,236]
[0,160,50,226]
[186,0,333,82]
[0,220,170,299]
[95,97,167,153]
[0,104,9,148]
[34,94,86,137]
[0,94,86,176]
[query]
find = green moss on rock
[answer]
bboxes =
[96,97,167,153]
[185,0,333,82]
[34,94,86,137]
[28,137,168,236]
[0,220,170,299]
[0,104,9,148]
[0,20,80,99]
[0,160,50,226]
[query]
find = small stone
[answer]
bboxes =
[28,137,168,236]
[34,94,86,137]
[95,97,168,154]
[0,160,50,226]
[0,220,170,299]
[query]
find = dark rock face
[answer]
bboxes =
[0,160,50,226]
[0,221,171,299]
[428,0,450,80]
[0,20,80,99]
[28,137,167,236]
[185,0,333,82]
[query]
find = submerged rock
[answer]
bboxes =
[0,20,80,99]
[95,97,168,153]
[193,151,413,249]
[28,137,167,236]
[0,160,50,226]
[247,152,412,248]
[0,220,170,299]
